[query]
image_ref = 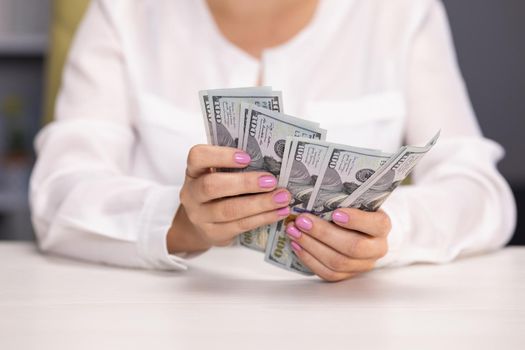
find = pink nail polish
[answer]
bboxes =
[259,175,277,188]
[277,207,290,216]
[291,241,302,253]
[332,211,349,224]
[234,152,251,165]
[273,191,289,204]
[286,225,302,239]
[296,216,313,231]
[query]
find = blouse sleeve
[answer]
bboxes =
[30,0,187,270]
[377,0,517,267]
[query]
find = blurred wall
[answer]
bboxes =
[443,0,525,186]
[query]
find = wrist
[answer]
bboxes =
[167,206,212,254]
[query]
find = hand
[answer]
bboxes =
[167,145,291,253]
[285,208,391,282]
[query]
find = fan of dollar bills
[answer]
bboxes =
[199,87,439,275]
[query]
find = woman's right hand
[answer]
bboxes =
[167,145,291,253]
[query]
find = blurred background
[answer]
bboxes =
[0,0,523,243]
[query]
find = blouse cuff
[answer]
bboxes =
[375,187,410,268]
[137,185,188,270]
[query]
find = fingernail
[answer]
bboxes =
[273,191,290,204]
[259,175,277,188]
[291,241,302,253]
[286,225,302,239]
[234,152,251,165]
[277,207,290,217]
[332,210,349,224]
[296,216,313,231]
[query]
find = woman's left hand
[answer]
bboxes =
[286,208,391,282]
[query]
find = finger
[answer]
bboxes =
[286,224,376,273]
[331,208,391,237]
[186,144,251,178]
[203,189,291,223]
[293,214,388,259]
[289,241,354,282]
[214,207,291,242]
[190,171,278,202]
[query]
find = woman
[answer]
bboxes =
[30,0,516,281]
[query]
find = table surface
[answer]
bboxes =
[0,242,524,350]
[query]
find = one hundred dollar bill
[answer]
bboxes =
[277,137,294,188]
[208,89,282,147]
[337,131,440,212]
[264,220,314,275]
[308,146,393,216]
[199,87,275,145]
[240,105,325,173]
[198,91,214,144]
[283,138,333,215]
[238,106,327,252]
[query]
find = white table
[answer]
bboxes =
[0,242,523,350]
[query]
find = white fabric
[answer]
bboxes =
[30,0,516,270]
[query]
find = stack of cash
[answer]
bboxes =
[199,87,439,275]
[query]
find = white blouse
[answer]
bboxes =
[30,0,517,270]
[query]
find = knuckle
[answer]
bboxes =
[187,144,204,166]
[218,202,238,221]
[254,194,274,213]
[327,255,347,272]
[345,236,363,257]
[236,217,254,233]
[242,173,253,192]
[354,261,374,273]
[180,184,196,205]
[200,174,216,198]
[263,192,278,210]
[185,208,199,225]
[377,239,388,258]
[378,212,392,234]
[364,261,376,272]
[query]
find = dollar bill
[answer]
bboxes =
[337,131,440,212]
[208,89,282,148]
[284,138,333,214]
[264,138,332,274]
[264,220,314,275]
[198,91,214,144]
[240,105,325,174]
[199,87,274,145]
[278,137,294,188]
[308,146,393,216]
[238,106,327,252]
